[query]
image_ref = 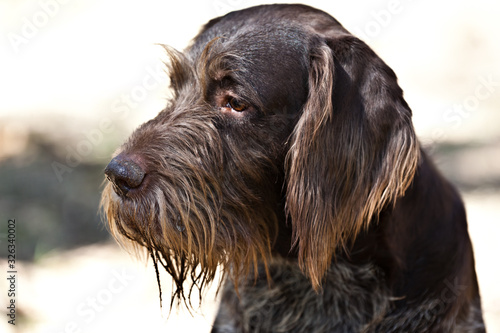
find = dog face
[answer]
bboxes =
[102,4,419,302]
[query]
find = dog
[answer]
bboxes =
[101,4,485,332]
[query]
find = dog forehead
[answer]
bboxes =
[195,24,311,110]
[233,24,309,58]
[188,6,319,63]
[188,23,309,72]
[190,4,342,47]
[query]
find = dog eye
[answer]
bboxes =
[227,98,248,112]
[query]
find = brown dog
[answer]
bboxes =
[102,4,485,332]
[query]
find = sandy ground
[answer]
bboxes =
[0,190,498,333]
[466,191,500,331]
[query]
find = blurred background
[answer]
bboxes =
[0,0,499,332]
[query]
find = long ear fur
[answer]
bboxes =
[286,36,420,289]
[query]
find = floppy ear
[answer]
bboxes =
[286,35,420,289]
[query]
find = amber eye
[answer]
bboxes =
[227,97,247,112]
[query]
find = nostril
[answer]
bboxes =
[104,155,146,197]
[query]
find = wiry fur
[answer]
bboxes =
[286,39,419,287]
[213,258,391,333]
[101,4,485,332]
[213,258,484,333]
[102,103,280,303]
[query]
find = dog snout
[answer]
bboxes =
[104,155,145,197]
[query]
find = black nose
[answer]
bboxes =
[104,155,145,197]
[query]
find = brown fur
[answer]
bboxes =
[101,4,484,331]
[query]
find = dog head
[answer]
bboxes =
[101,4,419,303]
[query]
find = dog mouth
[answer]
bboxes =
[100,125,280,309]
[101,171,277,310]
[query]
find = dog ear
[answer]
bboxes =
[286,36,420,289]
